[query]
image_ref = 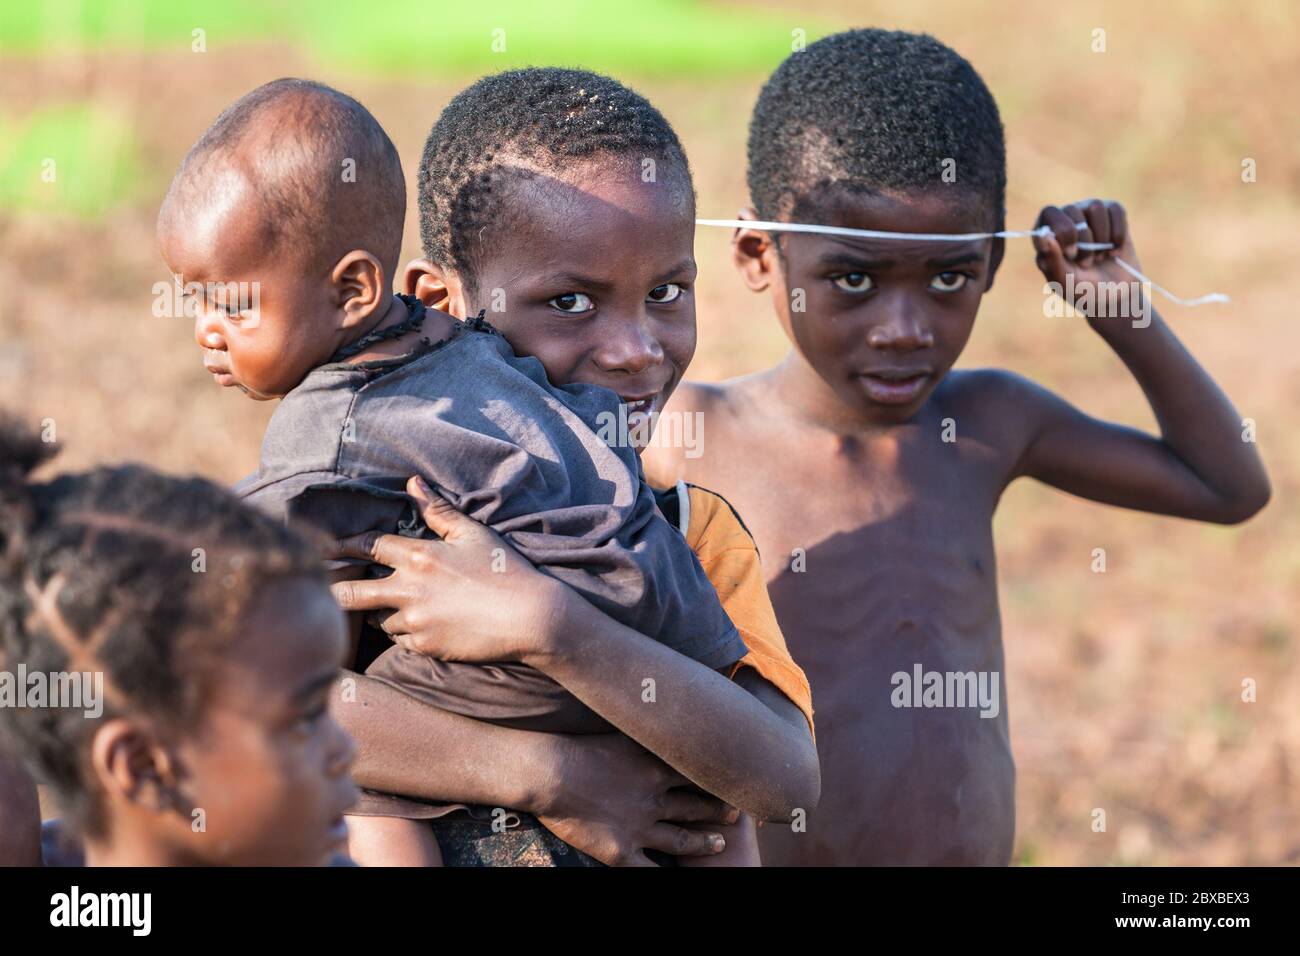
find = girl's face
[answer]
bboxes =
[410,159,698,453]
[95,576,358,866]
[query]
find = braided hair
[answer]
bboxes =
[0,419,324,837]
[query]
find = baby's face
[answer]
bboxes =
[761,188,1001,423]
[464,161,698,451]
[169,576,358,866]
[159,169,338,401]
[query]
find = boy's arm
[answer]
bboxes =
[331,671,738,865]
[1012,200,1270,523]
[332,480,821,822]
[528,588,819,821]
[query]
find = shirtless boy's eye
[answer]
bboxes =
[831,272,874,294]
[549,292,595,315]
[930,271,970,293]
[647,283,684,304]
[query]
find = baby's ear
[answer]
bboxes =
[331,250,387,327]
[403,258,465,318]
[732,207,776,293]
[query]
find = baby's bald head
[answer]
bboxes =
[159,78,405,280]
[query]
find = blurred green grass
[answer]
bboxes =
[0,0,827,75]
[0,104,143,218]
[0,0,828,218]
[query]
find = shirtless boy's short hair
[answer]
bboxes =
[416,67,693,292]
[160,77,406,278]
[747,29,1006,230]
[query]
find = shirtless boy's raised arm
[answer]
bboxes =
[1004,200,1269,523]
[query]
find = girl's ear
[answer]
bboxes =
[89,718,180,814]
[732,207,777,293]
[403,258,468,319]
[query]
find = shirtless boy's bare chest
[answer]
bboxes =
[678,394,1018,864]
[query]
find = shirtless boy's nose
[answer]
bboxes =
[867,300,934,351]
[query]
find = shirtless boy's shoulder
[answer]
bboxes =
[647,373,771,485]
[659,366,1050,469]
[932,367,1057,444]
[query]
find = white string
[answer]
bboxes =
[695,218,1229,307]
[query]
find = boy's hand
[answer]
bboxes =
[1033,199,1145,324]
[327,476,569,664]
[534,734,737,866]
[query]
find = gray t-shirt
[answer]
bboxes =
[237,310,744,733]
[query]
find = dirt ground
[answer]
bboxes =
[2,2,1297,864]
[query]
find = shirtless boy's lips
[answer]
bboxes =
[857,370,932,405]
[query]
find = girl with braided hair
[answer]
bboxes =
[0,420,357,866]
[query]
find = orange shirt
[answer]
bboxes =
[668,482,814,736]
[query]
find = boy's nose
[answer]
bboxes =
[593,313,665,374]
[867,300,935,351]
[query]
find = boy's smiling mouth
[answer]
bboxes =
[620,394,658,414]
[857,368,932,405]
[619,393,660,434]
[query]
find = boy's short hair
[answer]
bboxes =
[747,29,1006,230]
[161,78,406,278]
[417,67,693,292]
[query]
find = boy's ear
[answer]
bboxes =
[331,251,387,328]
[733,207,777,293]
[403,258,467,319]
[984,236,1006,291]
[89,718,182,815]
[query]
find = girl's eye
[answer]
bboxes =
[647,283,683,304]
[832,272,874,294]
[293,708,327,736]
[549,292,595,314]
[930,272,969,293]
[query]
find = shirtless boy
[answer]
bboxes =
[645,29,1270,865]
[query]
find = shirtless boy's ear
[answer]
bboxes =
[732,207,778,293]
[985,236,1006,291]
[404,258,468,318]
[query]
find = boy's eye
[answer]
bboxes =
[832,272,874,294]
[549,292,595,314]
[647,283,683,304]
[930,272,969,293]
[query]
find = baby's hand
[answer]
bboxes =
[1033,199,1145,323]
